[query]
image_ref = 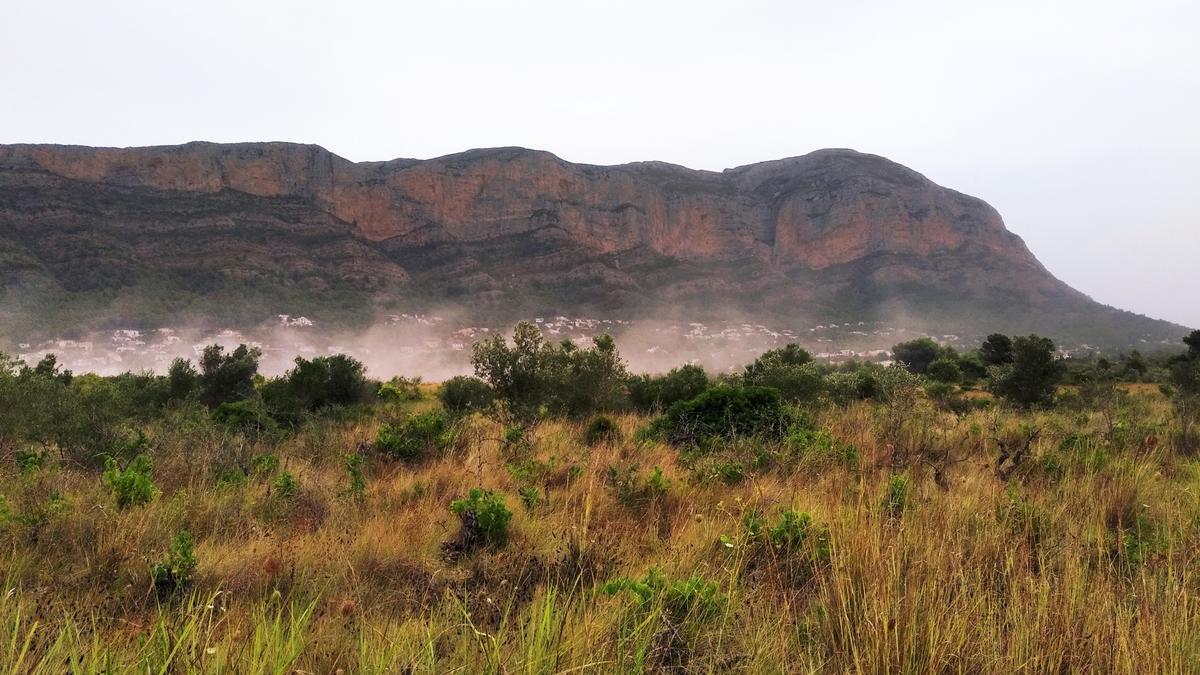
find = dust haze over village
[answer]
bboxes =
[18,311,1145,381]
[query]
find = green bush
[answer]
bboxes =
[198,344,261,408]
[651,385,791,446]
[376,411,454,461]
[627,365,709,413]
[151,529,198,598]
[584,415,621,445]
[989,335,1063,409]
[882,474,909,518]
[601,567,726,624]
[378,376,424,403]
[102,454,156,508]
[272,471,298,500]
[605,465,670,507]
[14,449,45,474]
[449,488,513,546]
[211,399,277,437]
[344,452,366,502]
[438,376,493,416]
[471,322,629,420]
[518,486,541,511]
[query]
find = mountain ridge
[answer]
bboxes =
[0,141,1187,347]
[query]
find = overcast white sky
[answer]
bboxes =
[2,0,1197,328]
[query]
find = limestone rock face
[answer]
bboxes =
[0,141,1182,344]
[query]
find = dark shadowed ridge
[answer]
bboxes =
[0,141,1188,347]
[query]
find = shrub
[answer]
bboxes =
[250,453,279,477]
[471,322,629,420]
[927,356,964,384]
[344,452,366,502]
[605,465,670,507]
[990,335,1063,409]
[271,471,298,500]
[438,376,493,416]
[768,509,815,550]
[151,530,198,598]
[892,337,945,375]
[651,385,791,446]
[519,486,541,511]
[268,354,372,418]
[882,474,909,518]
[449,488,513,546]
[211,399,277,437]
[102,454,156,508]
[627,364,709,413]
[14,449,45,474]
[198,344,261,408]
[167,358,199,401]
[743,345,826,403]
[376,411,454,461]
[378,376,424,403]
[584,415,621,445]
[601,568,726,624]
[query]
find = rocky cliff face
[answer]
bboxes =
[0,142,1183,345]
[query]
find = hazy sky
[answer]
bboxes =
[3,0,1197,328]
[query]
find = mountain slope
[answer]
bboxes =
[0,141,1185,346]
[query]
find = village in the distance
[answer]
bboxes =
[10,312,1140,379]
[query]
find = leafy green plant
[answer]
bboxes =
[376,411,455,461]
[251,453,279,477]
[606,465,670,508]
[438,376,493,416]
[601,568,726,624]
[344,452,366,502]
[519,486,541,511]
[449,488,513,546]
[378,375,424,403]
[272,471,298,500]
[102,454,156,508]
[583,415,621,445]
[14,449,45,474]
[650,385,792,447]
[151,529,198,598]
[882,474,909,518]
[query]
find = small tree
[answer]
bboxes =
[627,364,709,412]
[979,334,1015,367]
[199,344,261,408]
[167,358,199,401]
[990,335,1062,408]
[891,338,943,375]
[471,322,628,421]
[1164,331,1200,450]
[439,376,493,416]
[927,356,963,385]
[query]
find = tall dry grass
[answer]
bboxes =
[2,391,1198,673]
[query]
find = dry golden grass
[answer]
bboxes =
[2,393,1199,673]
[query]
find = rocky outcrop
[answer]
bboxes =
[0,142,1184,345]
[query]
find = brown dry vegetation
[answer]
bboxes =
[3,389,1200,673]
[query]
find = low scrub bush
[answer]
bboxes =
[271,471,299,500]
[583,415,621,445]
[627,365,710,413]
[448,488,513,550]
[650,385,792,446]
[376,411,455,461]
[605,465,670,508]
[378,376,424,403]
[102,454,156,508]
[882,474,910,518]
[438,376,493,416]
[151,529,198,598]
